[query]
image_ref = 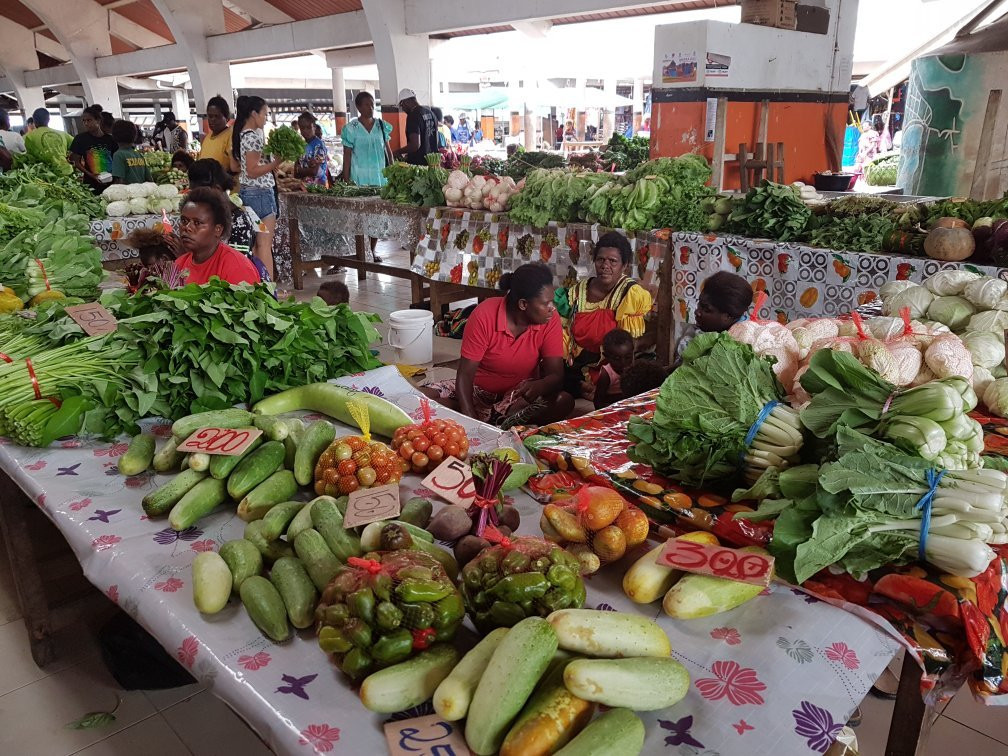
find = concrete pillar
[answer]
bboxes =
[632,78,645,133]
[171,88,191,135]
[602,78,616,141]
[362,0,431,151]
[0,27,48,117]
[20,0,121,112]
[331,67,348,131]
[150,0,233,112]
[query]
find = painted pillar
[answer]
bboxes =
[331,67,348,131]
[632,78,645,133]
[602,78,616,141]
[170,88,191,135]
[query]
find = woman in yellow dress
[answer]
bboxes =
[554,231,653,399]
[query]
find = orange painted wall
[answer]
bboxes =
[651,99,848,188]
[383,112,406,152]
[481,115,494,141]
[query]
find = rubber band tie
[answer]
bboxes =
[740,399,779,465]
[33,259,51,291]
[881,391,899,417]
[25,357,41,399]
[915,468,946,562]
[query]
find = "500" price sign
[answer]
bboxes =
[421,457,476,507]
[177,426,263,456]
[657,539,774,586]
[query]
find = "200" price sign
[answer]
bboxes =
[657,539,774,586]
[177,426,263,456]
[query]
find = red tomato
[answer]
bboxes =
[412,436,430,452]
[444,442,460,458]
[427,445,444,463]
[399,442,414,460]
[433,433,448,447]
[412,451,429,469]
[338,475,359,494]
[337,459,356,476]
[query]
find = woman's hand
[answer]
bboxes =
[519,379,550,404]
[454,358,481,420]
[162,232,185,258]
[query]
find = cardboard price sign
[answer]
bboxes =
[383,714,470,756]
[65,303,118,336]
[177,427,263,456]
[421,456,476,507]
[343,483,401,528]
[657,539,774,587]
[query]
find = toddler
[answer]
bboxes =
[317,280,350,306]
[675,271,754,366]
[594,328,635,409]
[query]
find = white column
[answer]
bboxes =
[523,79,537,150]
[150,0,233,112]
[632,77,645,132]
[0,26,47,116]
[170,88,191,132]
[602,78,616,141]
[331,67,348,126]
[20,0,122,112]
[362,0,432,107]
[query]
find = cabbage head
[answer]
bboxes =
[924,269,980,296]
[967,310,1008,334]
[883,284,934,320]
[880,280,918,301]
[973,364,995,399]
[128,197,149,215]
[961,330,1006,369]
[926,295,975,331]
[983,377,1008,417]
[964,276,1008,310]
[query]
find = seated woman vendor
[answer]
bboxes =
[170,187,261,286]
[423,263,574,427]
[555,231,653,397]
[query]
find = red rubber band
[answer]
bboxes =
[25,357,41,399]
[33,259,51,291]
[0,352,11,363]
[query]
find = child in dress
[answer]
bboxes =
[594,328,635,409]
[675,271,753,366]
[317,281,349,306]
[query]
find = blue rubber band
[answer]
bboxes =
[739,400,780,466]
[915,468,946,562]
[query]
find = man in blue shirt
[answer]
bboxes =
[454,115,472,145]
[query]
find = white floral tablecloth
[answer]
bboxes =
[0,366,903,755]
[91,215,173,263]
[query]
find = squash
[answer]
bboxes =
[931,216,970,230]
[924,226,975,261]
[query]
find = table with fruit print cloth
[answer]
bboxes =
[91,214,178,264]
[0,366,902,755]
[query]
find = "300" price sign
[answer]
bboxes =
[421,457,476,507]
[177,426,263,456]
[657,539,774,586]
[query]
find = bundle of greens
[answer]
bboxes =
[264,125,307,162]
[380,162,419,203]
[727,181,811,242]
[799,349,983,469]
[24,220,104,299]
[804,213,896,254]
[510,169,612,227]
[627,331,804,489]
[738,429,1003,582]
[502,149,566,180]
[306,183,380,198]
[378,161,446,206]
[599,133,650,171]
[0,164,104,218]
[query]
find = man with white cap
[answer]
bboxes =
[396,88,438,165]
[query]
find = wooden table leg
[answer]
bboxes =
[884,652,931,756]
[429,280,443,319]
[410,273,423,306]
[288,203,303,290]
[0,476,55,667]
[355,235,366,282]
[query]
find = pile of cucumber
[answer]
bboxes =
[357,610,688,756]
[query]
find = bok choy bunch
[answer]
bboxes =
[628,331,804,489]
[799,349,984,469]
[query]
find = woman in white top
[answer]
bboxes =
[231,95,280,279]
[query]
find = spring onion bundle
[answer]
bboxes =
[628,331,804,488]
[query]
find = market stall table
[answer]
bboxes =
[279,193,424,295]
[91,215,174,266]
[0,366,903,755]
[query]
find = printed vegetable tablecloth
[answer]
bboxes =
[0,366,901,755]
[91,215,172,263]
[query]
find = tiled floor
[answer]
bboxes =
[2,246,1007,754]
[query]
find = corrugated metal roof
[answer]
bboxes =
[263,0,362,21]
[0,1,43,29]
[114,0,176,42]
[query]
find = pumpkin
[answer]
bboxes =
[932,216,970,230]
[924,226,975,261]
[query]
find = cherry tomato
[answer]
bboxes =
[433,420,446,432]
[411,451,429,469]
[314,481,325,496]
[337,459,356,476]
[334,443,353,461]
[411,435,430,452]
[432,433,448,447]
[353,451,372,468]
[338,475,359,494]
[407,428,424,441]
[345,436,365,452]
[447,429,462,444]
[458,439,469,454]
[427,445,444,463]
[445,442,460,458]
[324,468,340,485]
[357,466,377,486]
[398,442,415,460]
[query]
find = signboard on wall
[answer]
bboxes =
[705,52,731,78]
[661,51,698,84]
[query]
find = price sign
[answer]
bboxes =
[177,426,262,456]
[656,539,774,587]
[65,303,118,336]
[343,483,401,528]
[421,457,476,507]
[383,714,471,756]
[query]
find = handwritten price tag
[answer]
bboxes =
[657,540,774,586]
[421,456,476,507]
[343,483,401,528]
[65,303,118,336]
[383,713,471,756]
[177,426,263,456]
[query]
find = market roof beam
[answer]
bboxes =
[205,11,372,63]
[108,10,175,50]
[405,0,692,35]
[324,45,377,69]
[0,22,48,112]
[224,0,295,24]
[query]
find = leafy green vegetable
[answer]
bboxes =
[865,154,899,186]
[502,149,566,180]
[264,125,306,162]
[599,133,650,171]
[804,213,896,253]
[727,181,811,242]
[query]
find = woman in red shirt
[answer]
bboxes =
[171,187,261,285]
[424,263,574,427]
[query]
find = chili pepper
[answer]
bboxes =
[371,572,393,602]
[482,572,501,590]
[462,564,484,589]
[549,547,569,566]
[532,556,552,573]
[490,573,550,603]
[371,629,414,665]
[433,592,465,629]
[471,590,491,611]
[412,627,437,650]
[400,602,435,630]
[397,566,434,581]
[479,553,500,574]
[488,600,526,627]
[396,578,453,603]
[344,618,373,649]
[501,549,531,575]
[323,603,350,627]
[571,577,587,608]
[341,647,373,680]
[541,586,574,613]
[547,564,577,591]
[375,600,404,631]
[347,587,375,625]
[318,625,353,654]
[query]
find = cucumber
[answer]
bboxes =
[152,436,183,473]
[218,539,262,593]
[286,496,323,541]
[239,575,290,642]
[283,419,305,471]
[311,497,362,562]
[662,548,769,618]
[118,433,155,476]
[188,452,211,472]
[253,414,290,441]
[142,469,207,517]
[209,435,263,479]
[172,408,254,441]
[359,644,461,713]
[399,497,433,528]
[562,657,689,710]
[294,420,336,486]
[547,609,671,658]
[237,470,298,522]
[622,531,719,604]
[466,617,559,755]
[269,556,318,629]
[253,383,412,439]
[244,520,294,562]
[553,709,644,756]
[169,477,229,531]
[227,440,285,501]
[293,528,342,591]
[433,627,509,721]
[261,500,307,541]
[192,551,233,614]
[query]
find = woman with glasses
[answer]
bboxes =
[554,231,653,398]
[170,187,261,285]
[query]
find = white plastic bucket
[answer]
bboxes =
[387,309,434,365]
